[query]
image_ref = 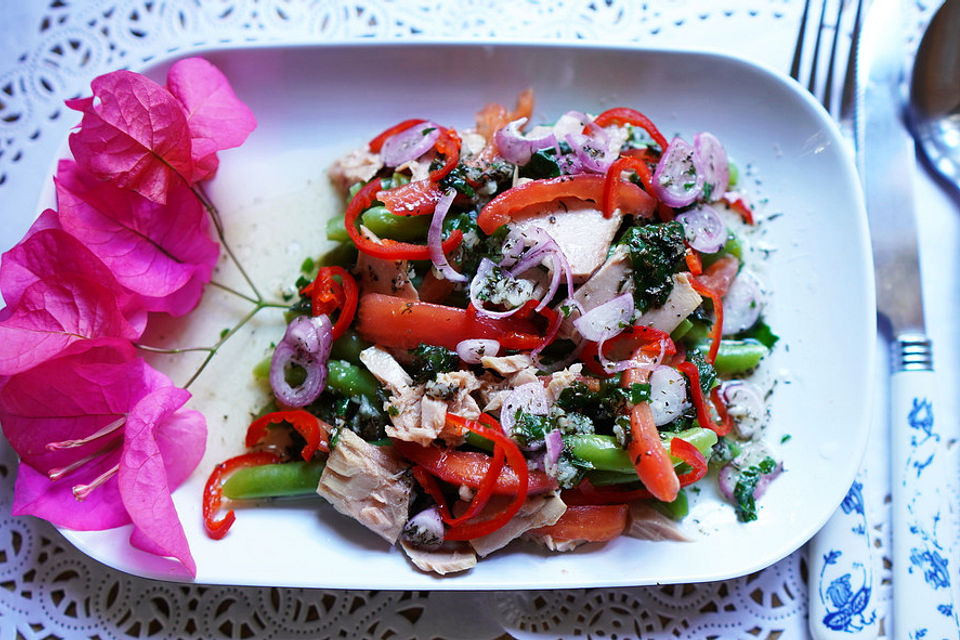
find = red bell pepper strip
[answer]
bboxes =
[356,293,546,351]
[412,465,453,520]
[345,178,463,260]
[429,127,461,182]
[203,451,282,539]
[684,247,703,276]
[393,438,557,496]
[528,504,628,542]
[675,360,731,437]
[368,118,427,153]
[721,194,755,225]
[710,386,735,438]
[580,324,677,378]
[244,410,331,462]
[603,155,655,218]
[670,437,708,487]
[688,277,723,365]
[442,413,530,541]
[444,422,507,527]
[593,107,669,151]
[300,266,358,340]
[477,174,656,235]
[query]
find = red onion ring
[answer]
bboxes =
[564,125,617,174]
[693,132,730,201]
[722,270,764,335]
[652,137,704,207]
[270,315,333,408]
[719,380,766,439]
[509,227,576,312]
[501,382,550,441]
[494,118,558,165]
[468,258,533,319]
[380,121,441,167]
[455,339,500,364]
[543,429,563,476]
[648,365,688,427]
[572,292,634,342]
[718,459,783,503]
[675,204,727,254]
[428,188,467,282]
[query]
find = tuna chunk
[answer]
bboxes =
[400,540,477,575]
[328,147,383,196]
[561,246,702,338]
[466,492,567,557]
[355,230,419,299]
[624,502,690,542]
[317,429,413,544]
[511,200,623,281]
[359,346,414,391]
[638,273,702,334]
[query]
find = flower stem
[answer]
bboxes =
[191,184,263,302]
[210,279,260,304]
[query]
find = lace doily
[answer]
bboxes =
[0,1,943,638]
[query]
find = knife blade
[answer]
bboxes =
[856,0,959,637]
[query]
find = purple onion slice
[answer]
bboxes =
[693,132,730,201]
[676,204,727,254]
[652,136,704,207]
[380,121,441,167]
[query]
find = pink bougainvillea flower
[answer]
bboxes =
[66,70,194,204]
[55,160,219,317]
[166,57,257,184]
[120,385,205,575]
[0,210,148,334]
[0,275,143,375]
[3,342,207,575]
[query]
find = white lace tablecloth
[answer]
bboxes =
[1,1,956,638]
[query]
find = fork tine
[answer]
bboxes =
[839,0,865,122]
[822,0,846,110]
[807,0,830,94]
[790,0,812,80]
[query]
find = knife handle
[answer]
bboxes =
[890,334,959,640]
[807,472,879,640]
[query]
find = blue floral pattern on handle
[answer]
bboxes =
[902,397,959,628]
[817,481,877,633]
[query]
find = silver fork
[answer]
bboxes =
[790,0,865,138]
[792,2,880,639]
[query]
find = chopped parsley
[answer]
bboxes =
[618,222,687,311]
[733,456,778,522]
[409,344,459,384]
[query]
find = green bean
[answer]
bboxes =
[700,232,742,267]
[329,330,370,365]
[327,359,380,400]
[361,205,430,242]
[585,469,642,486]
[695,339,769,374]
[679,320,711,347]
[728,162,739,188]
[567,427,717,476]
[465,430,494,452]
[652,488,689,520]
[670,318,694,342]
[326,215,350,243]
[221,460,325,499]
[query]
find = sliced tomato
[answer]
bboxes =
[626,401,680,503]
[392,439,557,496]
[696,254,739,297]
[477,175,656,235]
[377,180,444,216]
[528,504,628,542]
[355,293,545,351]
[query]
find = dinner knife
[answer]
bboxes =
[856,0,959,638]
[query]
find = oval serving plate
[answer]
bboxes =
[35,42,873,589]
